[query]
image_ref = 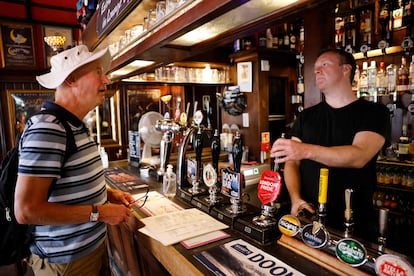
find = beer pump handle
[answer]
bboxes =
[211,129,220,171]
[232,131,243,173]
[193,127,203,180]
[344,188,354,237]
[318,168,329,225]
[379,208,389,237]
[378,208,389,252]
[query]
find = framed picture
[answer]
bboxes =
[127,89,160,131]
[237,61,253,92]
[43,26,73,67]
[0,22,36,68]
[7,90,55,146]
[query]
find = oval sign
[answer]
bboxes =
[375,254,414,276]
[335,238,367,267]
[203,163,217,187]
[301,221,329,248]
[278,215,301,237]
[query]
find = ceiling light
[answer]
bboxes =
[170,0,298,46]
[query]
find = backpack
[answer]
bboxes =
[0,109,77,265]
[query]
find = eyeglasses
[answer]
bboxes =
[128,187,149,209]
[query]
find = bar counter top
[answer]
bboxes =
[107,160,373,275]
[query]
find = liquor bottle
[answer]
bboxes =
[283,23,290,50]
[377,61,388,96]
[387,63,398,95]
[379,0,391,47]
[399,124,409,161]
[393,0,404,29]
[397,56,409,95]
[359,9,372,51]
[402,0,414,27]
[299,20,305,52]
[344,14,357,53]
[367,60,377,100]
[352,64,360,96]
[289,23,297,51]
[266,28,273,49]
[335,3,345,49]
[278,25,284,48]
[359,61,369,97]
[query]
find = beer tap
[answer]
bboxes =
[155,119,181,176]
[227,131,246,214]
[202,129,221,205]
[378,208,389,253]
[344,189,354,237]
[211,129,220,172]
[189,111,205,195]
[317,168,329,225]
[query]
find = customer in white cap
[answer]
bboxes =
[15,45,135,275]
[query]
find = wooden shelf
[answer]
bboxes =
[81,0,332,80]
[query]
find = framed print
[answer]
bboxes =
[237,61,253,92]
[43,26,73,67]
[0,22,36,68]
[96,90,122,147]
[127,89,160,131]
[7,90,55,146]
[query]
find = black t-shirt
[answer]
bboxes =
[290,99,390,236]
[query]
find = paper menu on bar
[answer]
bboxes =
[139,208,229,246]
[132,191,183,216]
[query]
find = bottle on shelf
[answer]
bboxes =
[266,28,273,49]
[359,9,372,52]
[277,25,284,48]
[379,0,392,47]
[397,56,409,95]
[398,124,410,162]
[344,14,357,53]
[335,3,345,49]
[283,23,290,50]
[299,19,305,52]
[377,61,387,96]
[353,64,360,96]
[393,0,404,29]
[359,61,369,97]
[289,23,297,51]
[367,60,377,100]
[387,63,398,96]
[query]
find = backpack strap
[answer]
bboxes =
[36,109,77,162]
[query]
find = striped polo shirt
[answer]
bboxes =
[18,102,107,263]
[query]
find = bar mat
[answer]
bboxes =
[104,167,148,192]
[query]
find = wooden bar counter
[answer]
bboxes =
[106,160,372,275]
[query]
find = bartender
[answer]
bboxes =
[270,48,390,240]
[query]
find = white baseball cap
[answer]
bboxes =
[36,45,111,89]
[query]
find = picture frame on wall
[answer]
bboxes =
[127,89,161,131]
[7,90,55,146]
[0,22,36,68]
[43,25,73,67]
[237,61,253,92]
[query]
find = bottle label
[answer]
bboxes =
[399,143,409,154]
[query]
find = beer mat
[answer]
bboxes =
[193,239,305,275]
[180,231,231,249]
[104,167,148,192]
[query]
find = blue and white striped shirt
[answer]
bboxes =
[18,102,107,263]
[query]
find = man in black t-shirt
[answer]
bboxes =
[270,48,390,239]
